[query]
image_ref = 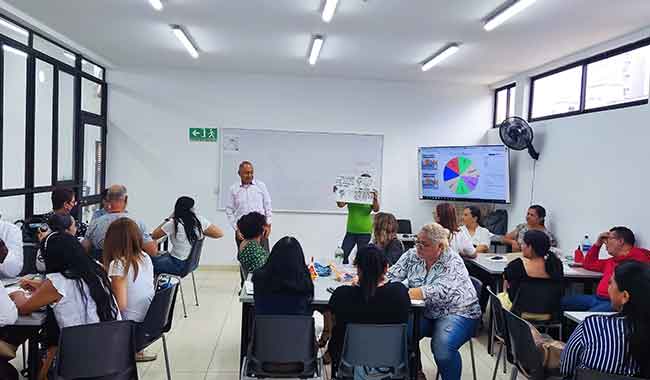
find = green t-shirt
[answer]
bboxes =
[346,203,373,234]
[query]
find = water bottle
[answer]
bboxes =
[581,235,592,253]
[334,246,344,265]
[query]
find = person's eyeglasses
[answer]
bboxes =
[415,240,432,248]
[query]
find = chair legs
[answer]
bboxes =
[179,280,187,318]
[191,272,199,307]
[491,343,503,380]
[162,334,172,380]
[469,338,477,380]
[509,366,518,380]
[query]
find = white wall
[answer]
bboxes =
[488,26,650,249]
[107,70,491,265]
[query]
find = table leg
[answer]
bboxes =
[27,336,38,380]
[240,302,252,371]
[410,308,422,380]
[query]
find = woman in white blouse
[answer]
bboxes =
[459,206,491,254]
[103,217,155,362]
[435,203,475,258]
[151,196,224,275]
[0,285,18,380]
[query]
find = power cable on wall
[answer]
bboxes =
[529,159,537,205]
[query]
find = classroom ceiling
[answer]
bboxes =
[3,0,650,84]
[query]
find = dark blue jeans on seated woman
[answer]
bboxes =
[419,315,479,380]
[151,253,186,276]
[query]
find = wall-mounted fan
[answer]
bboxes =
[499,116,539,160]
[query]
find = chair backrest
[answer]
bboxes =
[397,219,412,234]
[339,324,408,377]
[503,308,544,379]
[511,278,563,316]
[56,320,138,379]
[487,286,507,341]
[135,276,180,352]
[179,238,204,277]
[246,315,318,378]
[484,209,508,235]
[576,368,649,380]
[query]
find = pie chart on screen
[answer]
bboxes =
[443,157,480,195]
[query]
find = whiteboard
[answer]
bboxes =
[218,128,383,213]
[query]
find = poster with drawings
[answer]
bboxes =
[223,135,240,153]
[333,173,376,205]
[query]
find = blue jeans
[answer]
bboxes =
[420,315,479,380]
[341,233,371,264]
[561,294,613,312]
[151,253,186,276]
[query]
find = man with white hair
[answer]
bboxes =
[84,184,157,258]
[387,222,480,380]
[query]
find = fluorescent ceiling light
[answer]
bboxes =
[308,35,324,66]
[484,0,537,31]
[421,43,460,71]
[171,25,199,59]
[0,18,28,37]
[149,0,164,11]
[321,0,339,23]
[3,45,27,58]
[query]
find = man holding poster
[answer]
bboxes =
[334,174,380,264]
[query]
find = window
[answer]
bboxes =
[35,60,54,187]
[58,71,75,182]
[82,78,102,114]
[82,59,104,80]
[493,84,516,127]
[530,37,650,122]
[530,66,582,119]
[0,18,28,45]
[585,45,650,110]
[33,35,76,66]
[0,15,107,220]
[2,44,28,190]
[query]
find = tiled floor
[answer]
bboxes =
[12,270,517,380]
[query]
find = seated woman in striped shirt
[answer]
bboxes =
[560,261,650,379]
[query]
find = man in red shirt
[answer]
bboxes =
[561,226,650,311]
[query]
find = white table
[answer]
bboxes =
[467,253,603,279]
[563,311,616,324]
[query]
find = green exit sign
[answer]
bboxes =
[189,128,218,142]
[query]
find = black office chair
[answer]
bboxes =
[511,279,564,341]
[160,238,204,318]
[503,308,562,380]
[136,275,180,380]
[55,320,138,380]
[487,286,510,380]
[242,315,321,379]
[337,324,409,380]
[435,276,481,380]
[575,368,649,380]
[397,219,412,234]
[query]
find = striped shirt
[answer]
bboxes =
[560,314,640,379]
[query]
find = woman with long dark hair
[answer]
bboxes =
[327,245,410,367]
[435,203,475,258]
[11,233,119,378]
[151,196,224,275]
[501,230,564,318]
[561,261,650,379]
[253,237,314,315]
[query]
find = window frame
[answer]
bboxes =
[0,13,107,220]
[529,37,650,122]
[493,83,516,127]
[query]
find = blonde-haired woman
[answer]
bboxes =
[372,212,404,265]
[386,223,480,380]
